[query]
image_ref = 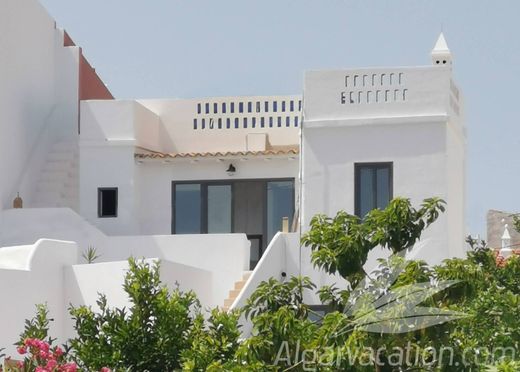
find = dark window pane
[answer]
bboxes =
[295,116,299,127]
[256,102,261,112]
[356,164,392,217]
[264,101,269,112]
[230,102,235,113]
[376,167,391,209]
[193,118,197,129]
[248,102,252,113]
[282,101,286,112]
[175,184,201,234]
[197,103,201,114]
[218,118,222,129]
[205,103,209,114]
[243,117,248,128]
[290,100,294,112]
[277,116,282,127]
[213,103,218,113]
[222,102,227,113]
[226,118,231,129]
[235,118,239,128]
[261,117,265,127]
[252,117,256,128]
[359,167,375,217]
[98,188,118,218]
[207,185,232,233]
[201,118,205,129]
[239,102,244,113]
[286,116,290,127]
[273,101,278,112]
[267,181,294,242]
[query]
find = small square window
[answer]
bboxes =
[98,188,118,218]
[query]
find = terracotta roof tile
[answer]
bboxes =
[135,146,299,160]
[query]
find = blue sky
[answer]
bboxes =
[40,0,520,237]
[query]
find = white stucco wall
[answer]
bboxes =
[0,239,78,356]
[0,0,80,210]
[0,216,251,352]
[136,159,298,235]
[301,66,466,263]
[80,99,300,236]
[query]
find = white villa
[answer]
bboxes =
[0,0,466,354]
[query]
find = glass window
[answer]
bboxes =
[269,117,273,128]
[98,188,118,218]
[261,117,265,128]
[197,103,201,114]
[252,117,256,128]
[213,103,218,113]
[248,102,252,113]
[295,116,299,127]
[273,101,278,112]
[239,102,244,113]
[282,101,286,112]
[277,116,282,127]
[174,184,201,234]
[230,102,235,113]
[355,163,392,218]
[201,118,205,129]
[205,103,209,114]
[217,118,222,129]
[267,181,294,242]
[298,100,302,111]
[286,117,290,127]
[226,118,231,129]
[243,117,248,128]
[193,118,197,130]
[235,118,239,128]
[264,101,269,112]
[222,102,227,113]
[290,100,294,112]
[207,185,232,233]
[256,102,261,112]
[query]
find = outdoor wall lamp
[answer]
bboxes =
[226,164,236,176]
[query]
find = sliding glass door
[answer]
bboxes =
[207,185,232,233]
[172,179,294,268]
[173,184,202,234]
[173,182,232,234]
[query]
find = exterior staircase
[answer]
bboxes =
[223,271,252,311]
[32,140,79,211]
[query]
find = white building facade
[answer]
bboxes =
[0,0,466,355]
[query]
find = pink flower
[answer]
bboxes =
[46,359,58,370]
[54,346,64,358]
[100,368,112,372]
[60,363,78,372]
[16,361,24,369]
[17,345,27,355]
[35,367,49,372]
